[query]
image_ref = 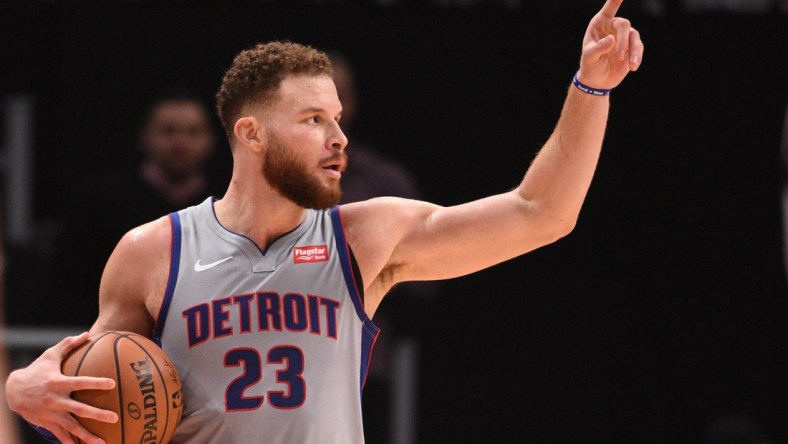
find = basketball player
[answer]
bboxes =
[6,1,644,442]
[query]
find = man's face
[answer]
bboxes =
[142,100,215,180]
[260,74,348,209]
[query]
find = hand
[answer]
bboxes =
[5,332,118,444]
[578,0,644,90]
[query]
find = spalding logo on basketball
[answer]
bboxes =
[61,331,184,444]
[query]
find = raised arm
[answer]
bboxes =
[343,0,644,314]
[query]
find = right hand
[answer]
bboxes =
[577,0,644,90]
[5,332,118,444]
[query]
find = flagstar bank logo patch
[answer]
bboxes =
[293,245,329,264]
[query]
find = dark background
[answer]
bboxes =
[2,1,787,443]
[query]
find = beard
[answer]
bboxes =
[262,132,345,210]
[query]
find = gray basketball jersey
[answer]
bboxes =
[154,197,379,443]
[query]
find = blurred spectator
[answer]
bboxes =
[331,53,423,206]
[47,89,225,328]
[330,51,440,444]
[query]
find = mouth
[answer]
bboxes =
[320,154,347,177]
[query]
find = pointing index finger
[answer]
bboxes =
[600,0,624,17]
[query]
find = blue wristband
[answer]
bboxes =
[26,421,61,443]
[572,72,612,96]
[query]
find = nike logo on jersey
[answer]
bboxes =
[194,256,234,272]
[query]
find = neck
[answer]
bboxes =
[214,174,307,252]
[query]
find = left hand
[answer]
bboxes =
[577,0,644,90]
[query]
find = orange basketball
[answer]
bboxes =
[61,331,184,444]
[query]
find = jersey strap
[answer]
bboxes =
[152,211,182,342]
[329,206,380,390]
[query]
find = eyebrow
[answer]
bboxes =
[300,107,343,120]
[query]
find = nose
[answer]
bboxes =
[328,121,348,152]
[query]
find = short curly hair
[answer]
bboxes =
[215,40,333,141]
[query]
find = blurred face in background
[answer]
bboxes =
[329,55,358,130]
[141,100,216,181]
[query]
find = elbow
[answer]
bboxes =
[530,207,579,246]
[515,194,579,247]
[544,216,577,243]
[558,219,577,240]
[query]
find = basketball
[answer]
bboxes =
[61,331,184,444]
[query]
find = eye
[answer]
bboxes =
[307,115,319,124]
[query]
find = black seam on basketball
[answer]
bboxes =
[73,331,115,376]
[113,333,127,444]
[125,332,175,442]
[72,331,120,444]
[73,331,114,444]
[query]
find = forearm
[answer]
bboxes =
[516,84,610,232]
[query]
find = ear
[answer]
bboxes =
[233,116,265,153]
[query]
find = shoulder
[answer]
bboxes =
[95,215,174,333]
[337,197,440,284]
[102,216,173,303]
[340,196,439,230]
[114,215,174,259]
